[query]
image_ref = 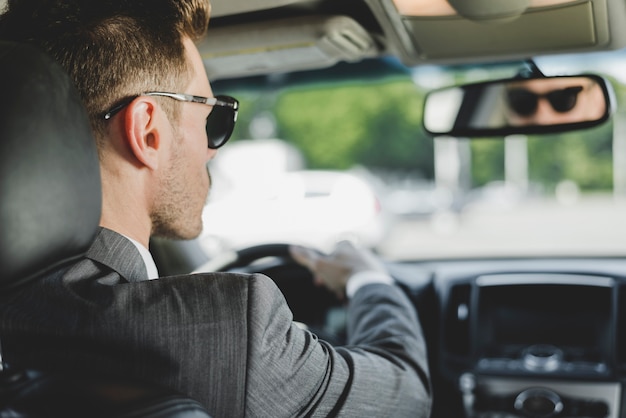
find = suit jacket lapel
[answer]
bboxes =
[86,227,149,282]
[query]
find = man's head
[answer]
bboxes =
[0,0,210,141]
[0,0,220,243]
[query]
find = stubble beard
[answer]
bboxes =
[150,144,209,241]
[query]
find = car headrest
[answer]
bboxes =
[0,42,101,291]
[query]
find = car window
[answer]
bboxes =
[199,56,626,261]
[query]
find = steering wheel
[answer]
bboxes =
[210,243,295,273]
[207,243,347,344]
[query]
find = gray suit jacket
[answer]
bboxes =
[0,228,431,417]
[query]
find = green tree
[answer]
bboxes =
[274,79,434,178]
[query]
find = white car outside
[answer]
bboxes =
[200,169,387,256]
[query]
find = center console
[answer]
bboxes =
[442,273,622,418]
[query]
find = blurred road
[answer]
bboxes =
[377,194,626,260]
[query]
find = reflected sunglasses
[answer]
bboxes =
[103,92,239,149]
[506,86,583,117]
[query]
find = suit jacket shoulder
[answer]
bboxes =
[1,265,256,416]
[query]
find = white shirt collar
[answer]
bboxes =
[123,234,160,280]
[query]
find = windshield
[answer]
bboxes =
[200,54,626,261]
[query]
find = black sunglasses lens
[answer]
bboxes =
[546,86,582,113]
[206,107,229,149]
[206,95,238,149]
[507,89,538,117]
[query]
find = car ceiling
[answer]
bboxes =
[0,0,623,78]
[203,0,626,80]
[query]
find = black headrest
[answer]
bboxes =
[0,42,101,291]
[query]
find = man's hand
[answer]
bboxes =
[289,241,387,299]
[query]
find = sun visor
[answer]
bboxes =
[404,1,606,60]
[198,16,379,80]
[364,0,616,65]
[210,0,306,18]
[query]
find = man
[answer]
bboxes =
[0,0,431,416]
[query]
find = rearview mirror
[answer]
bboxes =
[423,75,612,137]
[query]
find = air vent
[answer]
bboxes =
[443,282,472,356]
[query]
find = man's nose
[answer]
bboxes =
[534,98,560,124]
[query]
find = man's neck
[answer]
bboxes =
[99,163,153,248]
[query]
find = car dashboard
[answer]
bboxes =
[388,257,626,418]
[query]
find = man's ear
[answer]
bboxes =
[124,97,162,170]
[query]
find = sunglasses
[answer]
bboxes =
[506,86,583,117]
[103,92,239,149]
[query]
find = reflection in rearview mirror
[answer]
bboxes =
[423,75,611,137]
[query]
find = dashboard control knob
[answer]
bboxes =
[522,344,563,372]
[514,388,563,418]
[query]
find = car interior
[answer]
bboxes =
[3,0,626,417]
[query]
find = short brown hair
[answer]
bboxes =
[0,0,210,139]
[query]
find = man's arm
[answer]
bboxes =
[341,282,431,414]
[244,272,431,417]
